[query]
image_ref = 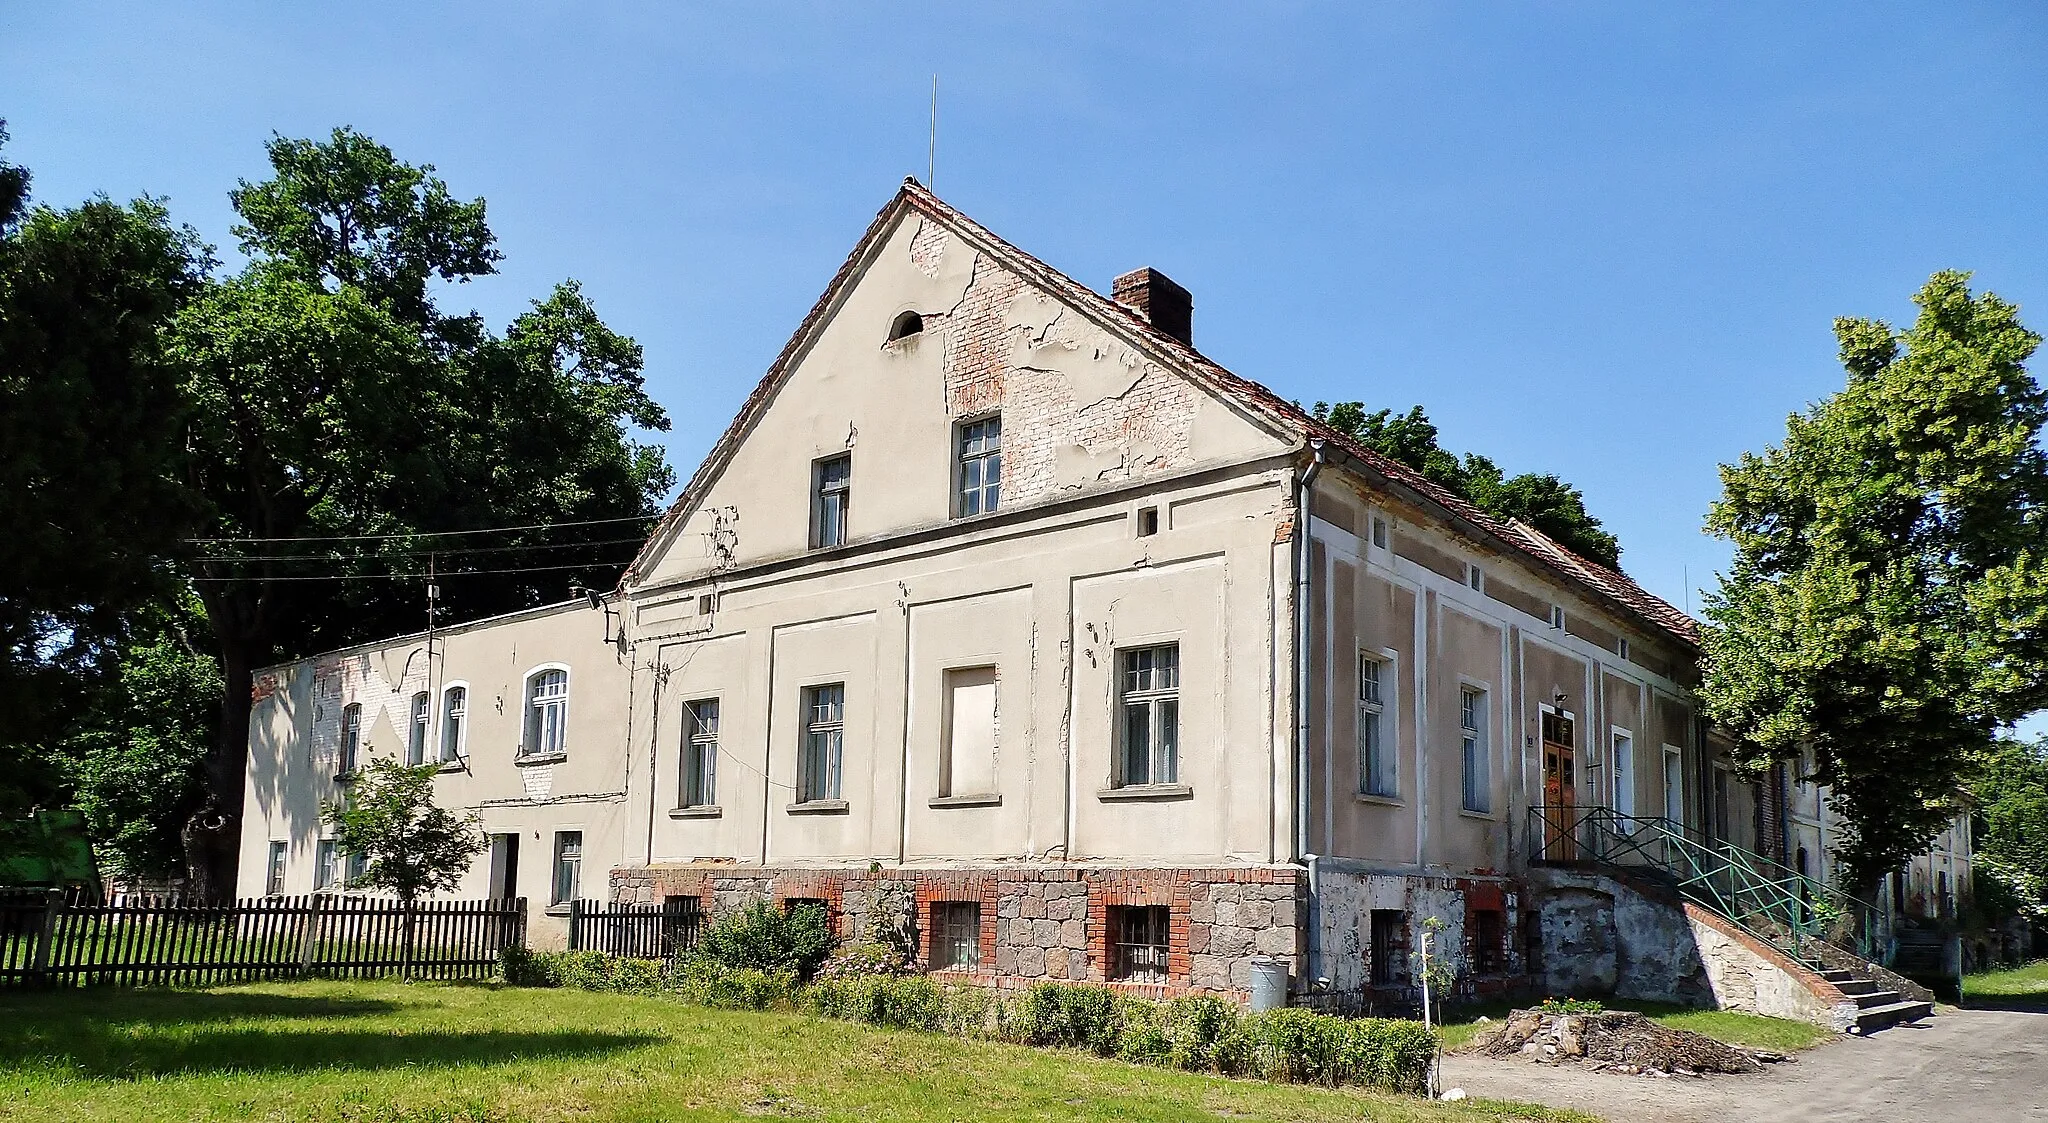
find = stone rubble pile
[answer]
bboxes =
[1476,1009,1767,1077]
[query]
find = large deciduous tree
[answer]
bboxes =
[1310,402,1623,568]
[175,128,672,897]
[1700,272,2048,896]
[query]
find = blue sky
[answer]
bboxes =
[5,4,2046,660]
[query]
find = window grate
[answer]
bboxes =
[1110,905,1170,982]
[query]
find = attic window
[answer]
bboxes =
[888,311,924,342]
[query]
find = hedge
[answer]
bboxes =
[502,949,1436,1094]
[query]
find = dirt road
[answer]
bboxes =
[1440,1007,2048,1122]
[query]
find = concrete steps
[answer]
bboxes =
[1818,968,1934,1033]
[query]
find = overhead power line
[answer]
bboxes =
[193,535,649,563]
[185,512,661,546]
[187,560,628,584]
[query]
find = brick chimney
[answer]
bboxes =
[1112,267,1193,347]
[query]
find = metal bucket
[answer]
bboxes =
[1248,956,1289,1011]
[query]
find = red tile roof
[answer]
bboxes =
[627,179,1700,650]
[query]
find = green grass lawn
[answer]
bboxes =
[1962,960,2048,1003]
[0,980,1598,1123]
[1436,1000,1832,1053]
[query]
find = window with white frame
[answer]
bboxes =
[955,415,1001,517]
[799,683,845,803]
[265,841,288,896]
[1460,687,1489,813]
[314,839,341,891]
[440,684,467,762]
[523,668,569,758]
[812,453,851,548]
[1612,730,1636,818]
[681,698,719,808]
[338,703,362,775]
[406,691,430,765]
[1358,654,1394,796]
[1118,645,1180,787]
[1662,745,1685,823]
[552,830,582,905]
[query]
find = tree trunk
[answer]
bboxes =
[185,620,256,902]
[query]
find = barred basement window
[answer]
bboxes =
[1369,909,1408,986]
[1470,909,1506,975]
[1110,905,1170,983]
[929,901,982,970]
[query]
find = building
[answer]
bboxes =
[238,180,1968,1015]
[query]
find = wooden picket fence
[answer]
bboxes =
[0,888,525,988]
[566,897,703,961]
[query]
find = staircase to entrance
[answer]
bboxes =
[1531,806,1932,1034]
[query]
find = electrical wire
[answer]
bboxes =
[188,560,628,583]
[193,535,650,563]
[185,512,661,546]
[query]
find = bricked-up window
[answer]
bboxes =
[799,684,845,802]
[406,691,430,765]
[440,684,467,762]
[265,841,288,896]
[811,453,851,548]
[1460,687,1490,813]
[940,667,998,797]
[551,830,582,905]
[338,703,362,776]
[1369,909,1408,986]
[1110,905,1171,983]
[1470,909,1506,975]
[523,668,570,758]
[1118,646,1179,787]
[955,415,1001,517]
[1358,655,1393,796]
[930,901,982,970]
[681,699,719,808]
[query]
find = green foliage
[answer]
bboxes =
[1700,271,2048,891]
[813,940,920,980]
[1536,997,1605,1015]
[690,901,836,980]
[1009,981,1127,1053]
[670,961,796,1010]
[1310,402,1622,568]
[802,973,946,1031]
[1971,737,2048,922]
[320,758,486,903]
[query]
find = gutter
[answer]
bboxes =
[1293,440,1326,991]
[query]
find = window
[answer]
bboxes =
[440,685,467,762]
[1467,565,1483,592]
[1662,745,1685,823]
[682,699,719,808]
[697,593,715,615]
[1358,655,1393,796]
[1369,909,1408,986]
[1459,687,1489,813]
[1118,645,1180,787]
[929,901,982,970]
[955,415,1001,517]
[346,849,366,885]
[799,683,845,803]
[1617,637,1630,661]
[1712,766,1732,842]
[524,668,569,758]
[265,841,288,896]
[888,310,924,341]
[406,691,430,765]
[1135,506,1159,537]
[1612,731,1635,818]
[314,839,340,891]
[1549,605,1565,630]
[940,667,999,797]
[1370,517,1388,550]
[551,831,582,905]
[812,453,851,548]
[1110,905,1170,982]
[1470,909,1506,975]
[338,703,362,776]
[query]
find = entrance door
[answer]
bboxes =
[488,833,520,900]
[1542,710,1577,861]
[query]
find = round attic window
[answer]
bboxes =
[887,310,924,342]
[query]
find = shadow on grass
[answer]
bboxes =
[0,988,403,1026]
[0,1024,663,1079]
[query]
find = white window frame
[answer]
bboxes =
[681,697,719,808]
[1117,644,1181,788]
[314,838,341,892]
[954,414,1002,518]
[338,703,363,776]
[799,682,845,803]
[1611,728,1636,819]
[406,690,431,766]
[521,664,571,759]
[551,829,583,906]
[1662,743,1685,825]
[811,453,851,549]
[439,681,469,763]
[1358,650,1397,797]
[265,841,288,896]
[1459,684,1490,814]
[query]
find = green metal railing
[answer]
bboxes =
[1528,805,1888,966]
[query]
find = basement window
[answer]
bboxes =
[1109,905,1170,982]
[888,310,924,342]
[1470,909,1506,975]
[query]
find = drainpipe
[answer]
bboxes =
[1293,440,1326,992]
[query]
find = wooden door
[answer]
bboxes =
[1542,710,1577,861]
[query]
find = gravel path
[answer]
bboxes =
[1440,1007,2048,1123]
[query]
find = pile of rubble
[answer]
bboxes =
[1474,1008,1770,1077]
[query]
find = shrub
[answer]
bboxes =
[500,948,664,994]
[1537,996,1605,1015]
[671,959,795,1010]
[1009,982,1125,1054]
[1161,994,1242,1072]
[805,973,946,1031]
[691,900,836,980]
[814,940,920,981]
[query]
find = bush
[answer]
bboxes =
[691,901,836,980]
[814,940,920,981]
[804,973,946,1031]
[1161,994,1240,1072]
[500,948,665,994]
[671,959,794,1010]
[1537,996,1605,1015]
[1009,982,1125,1054]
